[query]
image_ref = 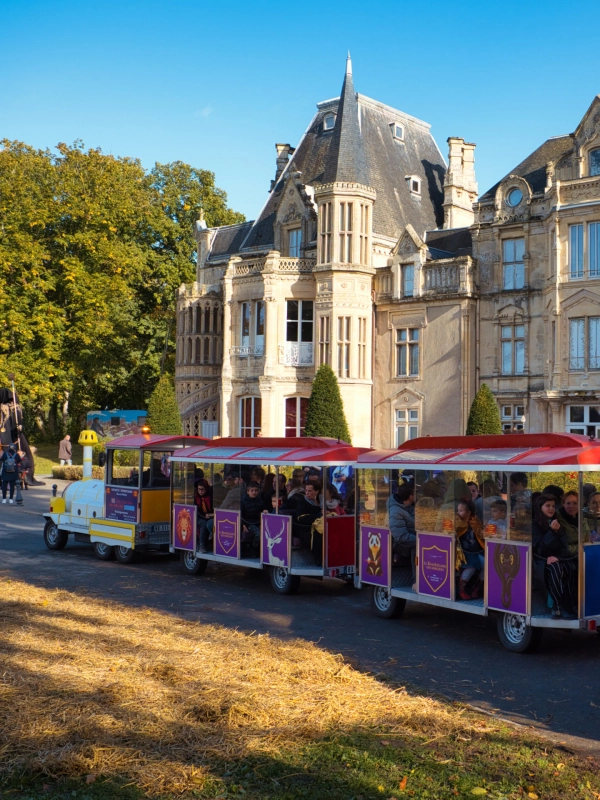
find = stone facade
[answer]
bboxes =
[176,61,600,444]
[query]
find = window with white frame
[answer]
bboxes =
[288,228,302,257]
[240,396,261,437]
[569,316,600,370]
[406,175,421,195]
[501,404,526,432]
[337,316,351,378]
[286,300,313,343]
[570,224,584,279]
[324,113,335,131]
[390,123,404,141]
[401,264,414,298]
[285,396,308,437]
[503,238,525,289]
[255,300,265,355]
[590,222,600,277]
[395,408,419,445]
[319,202,332,264]
[359,203,369,264]
[358,317,367,379]
[566,404,600,436]
[318,315,330,365]
[501,324,525,374]
[339,202,353,263]
[396,328,419,377]
[590,149,600,177]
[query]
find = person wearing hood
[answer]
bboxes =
[387,482,416,578]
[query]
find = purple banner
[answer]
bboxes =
[486,541,528,615]
[105,486,138,523]
[214,509,240,559]
[262,513,291,568]
[360,526,391,587]
[172,504,196,552]
[418,533,452,599]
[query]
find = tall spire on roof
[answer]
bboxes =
[323,54,370,186]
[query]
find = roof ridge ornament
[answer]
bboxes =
[346,51,352,77]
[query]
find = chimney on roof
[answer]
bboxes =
[274,143,295,186]
[443,137,478,229]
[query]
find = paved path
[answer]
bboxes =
[1,480,599,757]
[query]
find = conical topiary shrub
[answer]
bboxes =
[466,383,502,435]
[304,364,352,443]
[146,374,183,435]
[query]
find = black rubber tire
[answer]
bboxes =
[370,585,406,619]
[496,612,543,653]
[43,520,69,550]
[114,545,136,564]
[180,550,208,576]
[93,542,114,561]
[270,566,301,595]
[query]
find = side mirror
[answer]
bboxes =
[98,453,106,468]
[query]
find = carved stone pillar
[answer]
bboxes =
[548,399,564,432]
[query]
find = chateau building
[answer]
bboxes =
[176,58,600,445]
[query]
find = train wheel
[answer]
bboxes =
[180,550,208,576]
[93,542,114,561]
[496,612,543,653]
[270,566,301,595]
[114,545,136,564]
[43,521,68,551]
[370,586,406,619]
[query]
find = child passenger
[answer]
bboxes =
[487,499,507,538]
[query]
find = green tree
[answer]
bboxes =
[466,383,502,435]
[304,364,352,443]
[0,140,244,438]
[146,374,183,435]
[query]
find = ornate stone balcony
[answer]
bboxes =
[233,259,265,276]
[230,344,265,357]
[278,342,314,366]
[421,259,474,295]
[277,258,315,273]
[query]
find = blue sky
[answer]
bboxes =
[2,0,599,221]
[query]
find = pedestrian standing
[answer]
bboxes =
[1,445,22,504]
[58,434,72,466]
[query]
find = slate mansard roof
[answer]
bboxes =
[206,62,448,259]
[479,134,574,203]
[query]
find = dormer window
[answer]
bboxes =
[406,175,421,195]
[324,113,335,131]
[590,148,600,177]
[391,123,404,141]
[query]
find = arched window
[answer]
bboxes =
[285,397,308,437]
[195,338,202,364]
[203,337,210,363]
[187,307,193,333]
[590,148,600,177]
[240,397,261,437]
[187,338,193,364]
[204,306,211,332]
[195,307,202,334]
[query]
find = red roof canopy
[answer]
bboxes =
[170,436,367,465]
[358,433,600,471]
[105,434,208,451]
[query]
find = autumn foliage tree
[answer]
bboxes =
[0,140,244,437]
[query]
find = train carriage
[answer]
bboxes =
[169,437,365,594]
[356,433,600,652]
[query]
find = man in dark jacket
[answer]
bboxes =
[240,481,266,551]
[387,483,416,578]
[58,435,72,465]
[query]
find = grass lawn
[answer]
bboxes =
[1,577,599,800]
[30,441,84,476]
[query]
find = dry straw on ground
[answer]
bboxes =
[1,579,485,796]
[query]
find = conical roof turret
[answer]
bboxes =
[323,54,370,186]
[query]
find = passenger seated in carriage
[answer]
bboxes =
[532,493,577,619]
[584,491,600,542]
[292,481,322,550]
[240,481,266,555]
[194,479,214,553]
[455,498,485,600]
[387,483,416,579]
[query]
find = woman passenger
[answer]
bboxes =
[532,494,577,619]
[455,498,485,600]
[557,490,580,555]
[584,491,600,543]
[325,485,346,515]
[194,479,214,553]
